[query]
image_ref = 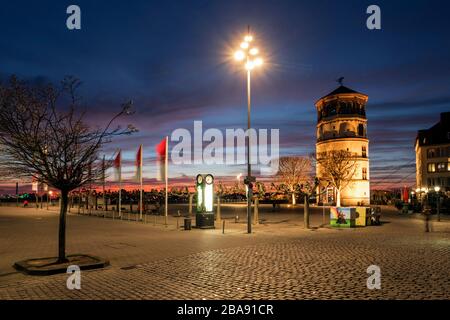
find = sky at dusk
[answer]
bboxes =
[1,0,450,193]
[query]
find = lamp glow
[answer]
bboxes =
[254,57,263,66]
[434,186,440,192]
[249,48,259,55]
[240,42,249,49]
[244,35,253,42]
[245,61,254,70]
[234,51,245,61]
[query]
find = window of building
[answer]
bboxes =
[427,148,436,158]
[437,162,447,172]
[362,168,367,180]
[427,163,436,173]
[362,146,367,158]
[358,124,364,136]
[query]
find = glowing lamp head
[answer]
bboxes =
[245,61,255,70]
[234,50,245,61]
[415,188,420,193]
[249,48,259,55]
[434,186,440,192]
[244,35,253,42]
[240,42,249,49]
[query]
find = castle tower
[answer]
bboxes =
[315,84,370,206]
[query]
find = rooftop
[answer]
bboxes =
[317,85,368,103]
[416,112,450,146]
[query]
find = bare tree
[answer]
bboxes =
[315,150,357,207]
[277,156,313,205]
[0,76,136,263]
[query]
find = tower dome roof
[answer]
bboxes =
[319,85,365,100]
[316,85,368,106]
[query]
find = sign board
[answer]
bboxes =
[330,207,356,228]
[355,207,370,226]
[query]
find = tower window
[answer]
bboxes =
[362,168,367,180]
[358,124,364,136]
[362,146,367,158]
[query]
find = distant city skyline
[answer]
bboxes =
[1,0,450,193]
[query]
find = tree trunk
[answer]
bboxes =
[291,193,296,205]
[336,189,341,207]
[58,189,69,263]
[304,194,310,229]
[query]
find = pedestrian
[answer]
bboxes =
[423,205,432,233]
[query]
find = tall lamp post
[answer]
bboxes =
[233,26,264,234]
[434,186,441,222]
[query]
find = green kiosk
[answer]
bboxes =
[195,174,215,229]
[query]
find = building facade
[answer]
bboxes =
[415,112,450,194]
[315,85,370,206]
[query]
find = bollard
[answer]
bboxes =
[154,215,156,226]
[235,215,239,223]
[222,220,225,234]
[253,198,259,225]
[216,196,221,223]
[177,217,179,230]
[322,206,325,226]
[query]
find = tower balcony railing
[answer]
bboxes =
[318,112,367,123]
[317,132,367,142]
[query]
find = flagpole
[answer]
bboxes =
[165,136,168,226]
[119,151,122,219]
[139,144,143,221]
[102,155,106,216]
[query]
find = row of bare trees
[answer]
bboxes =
[275,151,357,207]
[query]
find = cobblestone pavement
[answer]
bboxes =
[0,206,449,299]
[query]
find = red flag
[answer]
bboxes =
[156,138,167,181]
[402,186,409,203]
[135,145,142,181]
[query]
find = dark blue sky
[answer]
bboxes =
[1,0,450,190]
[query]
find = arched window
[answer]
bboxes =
[358,124,364,136]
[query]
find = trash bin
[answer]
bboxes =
[184,218,192,230]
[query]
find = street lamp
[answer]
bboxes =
[233,26,264,234]
[434,186,441,222]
